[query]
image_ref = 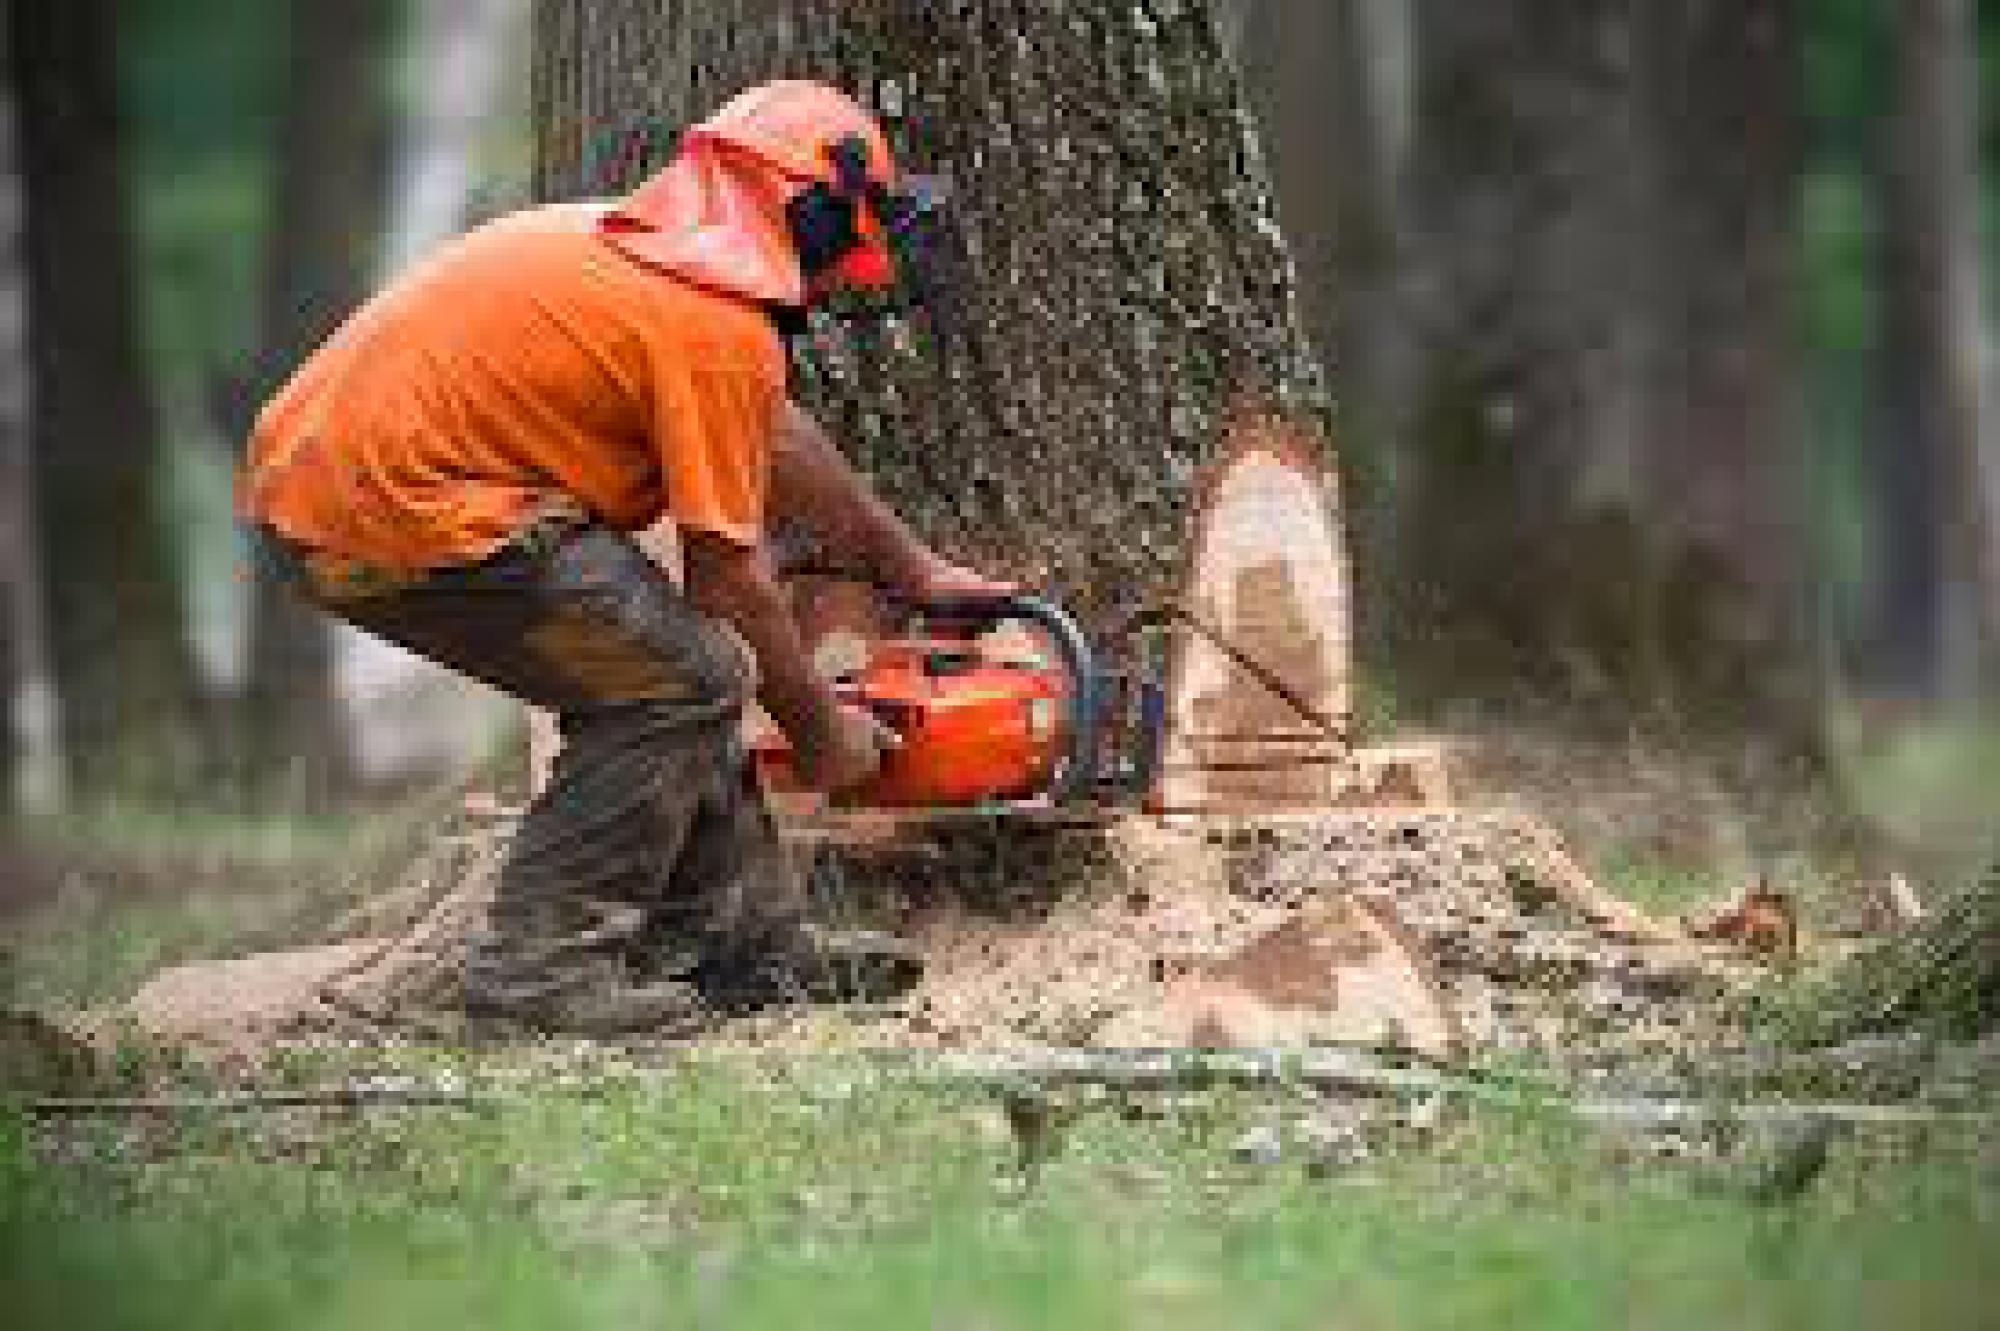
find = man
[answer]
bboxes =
[239,81,1010,1034]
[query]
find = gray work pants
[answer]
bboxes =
[263,522,804,1015]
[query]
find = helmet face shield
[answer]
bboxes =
[788,134,969,342]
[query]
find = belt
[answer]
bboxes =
[249,502,595,603]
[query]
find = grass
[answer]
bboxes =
[3,1053,1996,1331]
[6,728,1996,1331]
[2,790,460,1010]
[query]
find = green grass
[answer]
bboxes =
[4,1055,1995,1330]
[4,794,455,1010]
[7,759,1996,1331]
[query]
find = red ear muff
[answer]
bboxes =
[826,241,896,290]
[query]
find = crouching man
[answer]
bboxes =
[237,81,1009,1034]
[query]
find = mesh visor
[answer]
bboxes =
[878,173,967,338]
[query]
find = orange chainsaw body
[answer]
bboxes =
[753,626,1076,809]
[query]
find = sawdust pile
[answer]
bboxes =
[735,810,1753,1062]
[105,799,1759,1071]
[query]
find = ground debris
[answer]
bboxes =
[85,796,1774,1078]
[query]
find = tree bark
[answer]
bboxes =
[1871,0,1998,701]
[532,0,1333,635]
[231,0,397,796]
[10,0,198,794]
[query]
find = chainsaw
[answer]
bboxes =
[751,591,1169,816]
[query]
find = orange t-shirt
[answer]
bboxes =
[239,202,785,569]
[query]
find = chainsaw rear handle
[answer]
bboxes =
[905,593,1102,805]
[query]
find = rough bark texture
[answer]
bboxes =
[533,0,1332,634]
[9,0,199,792]
[229,0,397,796]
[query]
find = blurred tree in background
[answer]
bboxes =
[224,0,397,796]
[1235,0,1995,729]
[1875,0,2000,702]
[10,0,201,797]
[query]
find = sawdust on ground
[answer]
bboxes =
[94,800,1761,1078]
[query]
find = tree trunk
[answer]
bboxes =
[1634,0,1807,706]
[1871,0,1998,701]
[0,5,64,815]
[1386,0,1805,721]
[10,0,198,794]
[232,0,396,798]
[533,0,1333,634]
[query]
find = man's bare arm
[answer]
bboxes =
[769,399,1014,600]
[681,529,880,791]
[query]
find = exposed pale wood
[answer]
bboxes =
[1155,414,1352,812]
[1095,894,1464,1057]
[1886,873,1927,924]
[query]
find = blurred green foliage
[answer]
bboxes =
[119,0,286,399]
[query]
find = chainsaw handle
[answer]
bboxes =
[907,593,1102,804]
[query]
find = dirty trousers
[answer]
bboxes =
[266,523,804,1014]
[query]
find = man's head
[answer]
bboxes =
[601,81,959,326]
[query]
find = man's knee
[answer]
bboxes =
[695,620,757,713]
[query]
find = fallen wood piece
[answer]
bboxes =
[1569,1098,1989,1129]
[1886,873,1927,925]
[916,1049,1999,1130]
[1422,929,1731,999]
[1687,1034,1937,1083]
[928,1046,1469,1097]
[1093,896,1465,1056]
[1487,809,1683,944]
[1683,876,1799,960]
[25,1085,499,1117]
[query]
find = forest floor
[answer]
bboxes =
[5,1038,1998,1330]
[4,717,1998,1328]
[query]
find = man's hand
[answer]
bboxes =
[897,554,1019,606]
[793,703,898,794]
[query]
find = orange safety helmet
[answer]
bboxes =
[600,80,952,319]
